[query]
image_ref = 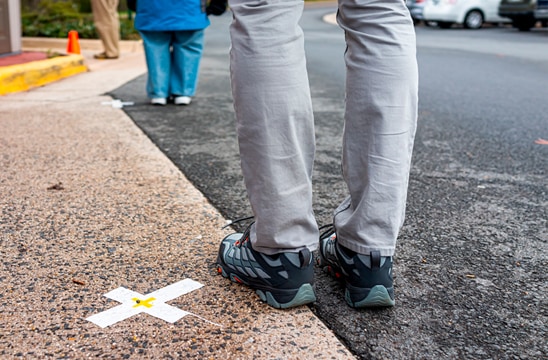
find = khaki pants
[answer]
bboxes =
[91,0,120,58]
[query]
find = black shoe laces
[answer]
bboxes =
[222,215,255,248]
[221,215,255,229]
[225,218,336,251]
[319,223,335,241]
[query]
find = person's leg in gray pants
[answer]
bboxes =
[334,0,418,257]
[217,0,418,309]
[229,0,319,255]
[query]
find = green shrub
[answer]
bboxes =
[21,0,139,40]
[76,0,92,13]
[120,18,140,40]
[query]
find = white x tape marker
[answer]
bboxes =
[86,279,218,328]
[101,99,134,108]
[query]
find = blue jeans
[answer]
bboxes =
[139,30,205,99]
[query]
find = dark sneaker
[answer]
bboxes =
[318,225,395,308]
[217,225,316,309]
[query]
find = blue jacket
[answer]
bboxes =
[134,0,210,31]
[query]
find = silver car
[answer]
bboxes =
[407,0,428,24]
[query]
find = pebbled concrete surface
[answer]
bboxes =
[0,40,354,359]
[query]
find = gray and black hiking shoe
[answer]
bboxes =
[217,222,316,309]
[318,225,395,308]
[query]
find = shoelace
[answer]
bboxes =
[222,215,255,247]
[225,218,336,249]
[319,223,335,241]
[221,215,255,229]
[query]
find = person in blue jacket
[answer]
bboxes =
[132,0,227,105]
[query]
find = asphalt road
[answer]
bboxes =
[112,6,547,359]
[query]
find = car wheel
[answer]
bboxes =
[512,18,537,31]
[464,10,483,29]
[438,21,453,29]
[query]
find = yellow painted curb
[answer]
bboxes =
[0,54,88,96]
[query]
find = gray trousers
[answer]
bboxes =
[229,0,418,257]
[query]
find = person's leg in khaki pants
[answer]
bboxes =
[91,0,120,59]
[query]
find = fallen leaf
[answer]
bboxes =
[47,182,64,191]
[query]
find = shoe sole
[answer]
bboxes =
[321,264,395,308]
[217,265,316,309]
[345,285,395,308]
[150,99,166,106]
[93,55,119,60]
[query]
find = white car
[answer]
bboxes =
[423,0,511,28]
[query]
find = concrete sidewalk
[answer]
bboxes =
[0,41,354,358]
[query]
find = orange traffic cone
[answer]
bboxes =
[66,30,81,54]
